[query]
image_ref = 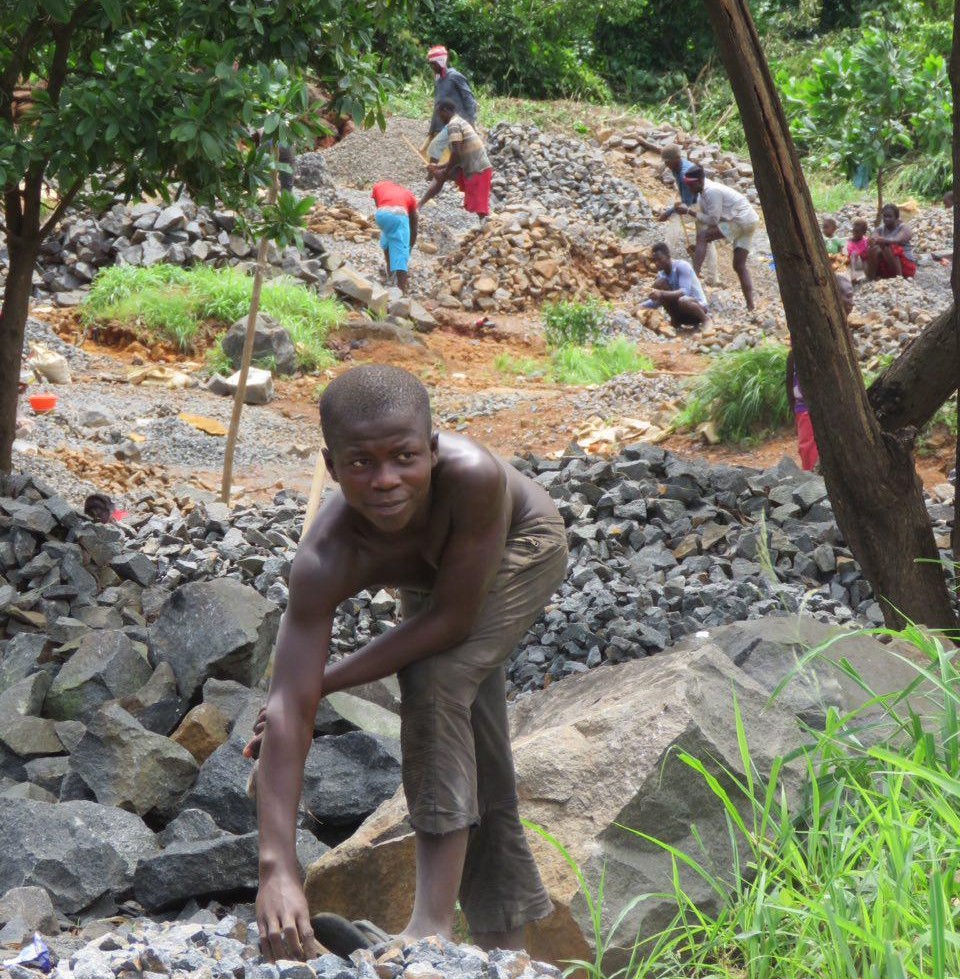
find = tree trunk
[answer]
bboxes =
[0,237,41,473]
[867,305,958,433]
[704,0,957,630]
[950,0,960,560]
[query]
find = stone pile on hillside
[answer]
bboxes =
[850,270,947,365]
[599,124,758,202]
[308,202,379,243]
[486,124,651,236]
[16,199,339,307]
[433,204,647,311]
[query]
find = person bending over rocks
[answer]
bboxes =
[244,364,566,963]
[866,203,916,280]
[641,242,709,329]
[371,181,418,295]
[676,165,759,312]
[419,99,493,223]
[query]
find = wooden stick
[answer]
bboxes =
[303,444,328,535]
[221,155,279,505]
[401,134,430,164]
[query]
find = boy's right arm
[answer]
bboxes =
[255,551,337,962]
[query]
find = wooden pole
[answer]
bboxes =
[220,156,279,506]
[302,444,328,535]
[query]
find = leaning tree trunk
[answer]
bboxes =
[0,236,41,473]
[867,304,958,433]
[704,0,958,630]
[950,0,960,559]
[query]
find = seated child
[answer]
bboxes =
[246,365,567,963]
[846,218,869,274]
[866,203,916,280]
[821,217,844,255]
[786,274,853,471]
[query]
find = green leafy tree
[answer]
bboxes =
[0,0,417,471]
[778,6,951,207]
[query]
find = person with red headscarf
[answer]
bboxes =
[427,45,477,138]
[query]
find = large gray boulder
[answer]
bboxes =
[676,616,937,730]
[134,829,327,911]
[221,314,298,376]
[0,799,157,914]
[303,645,805,969]
[68,703,198,817]
[182,735,258,835]
[44,630,152,722]
[149,580,280,700]
[302,731,401,827]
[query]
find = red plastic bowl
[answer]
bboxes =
[29,393,58,414]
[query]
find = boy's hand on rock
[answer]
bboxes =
[257,871,322,962]
[243,707,267,760]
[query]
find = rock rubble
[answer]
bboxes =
[487,124,651,236]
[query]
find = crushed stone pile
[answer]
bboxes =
[599,123,758,202]
[55,918,559,979]
[486,124,651,236]
[322,117,433,190]
[432,204,647,312]
[12,199,337,309]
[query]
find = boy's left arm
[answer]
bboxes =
[321,458,507,693]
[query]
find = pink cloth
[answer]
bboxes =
[846,237,868,260]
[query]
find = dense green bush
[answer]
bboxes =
[422,0,610,101]
[778,5,952,198]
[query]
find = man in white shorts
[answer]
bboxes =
[677,166,759,312]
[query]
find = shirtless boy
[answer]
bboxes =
[245,365,567,962]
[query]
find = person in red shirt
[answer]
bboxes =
[371,181,419,295]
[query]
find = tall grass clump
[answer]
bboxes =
[82,265,344,371]
[551,339,653,386]
[533,624,960,979]
[677,343,791,441]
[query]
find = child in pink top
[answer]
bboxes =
[846,218,869,271]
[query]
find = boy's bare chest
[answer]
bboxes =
[362,507,453,589]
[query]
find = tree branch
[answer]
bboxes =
[38,177,83,238]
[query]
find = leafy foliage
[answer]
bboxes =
[542,298,610,349]
[82,265,343,370]
[677,344,792,442]
[420,0,611,101]
[778,6,952,197]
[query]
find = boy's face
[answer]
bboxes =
[653,251,671,273]
[324,411,439,533]
[822,219,837,237]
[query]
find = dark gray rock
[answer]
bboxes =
[0,799,157,914]
[221,314,298,376]
[301,731,402,827]
[150,580,280,699]
[0,886,59,935]
[110,552,158,587]
[68,703,198,817]
[44,630,153,722]
[182,736,258,835]
[134,829,328,911]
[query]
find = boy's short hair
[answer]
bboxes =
[436,98,457,114]
[320,365,432,451]
[651,242,671,258]
[660,144,682,163]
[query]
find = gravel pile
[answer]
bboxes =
[486,124,651,236]
[56,917,559,979]
[59,444,950,698]
[323,117,432,189]
[432,204,647,312]
[564,371,685,421]
[849,265,951,364]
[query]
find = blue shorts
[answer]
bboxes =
[375,210,411,273]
